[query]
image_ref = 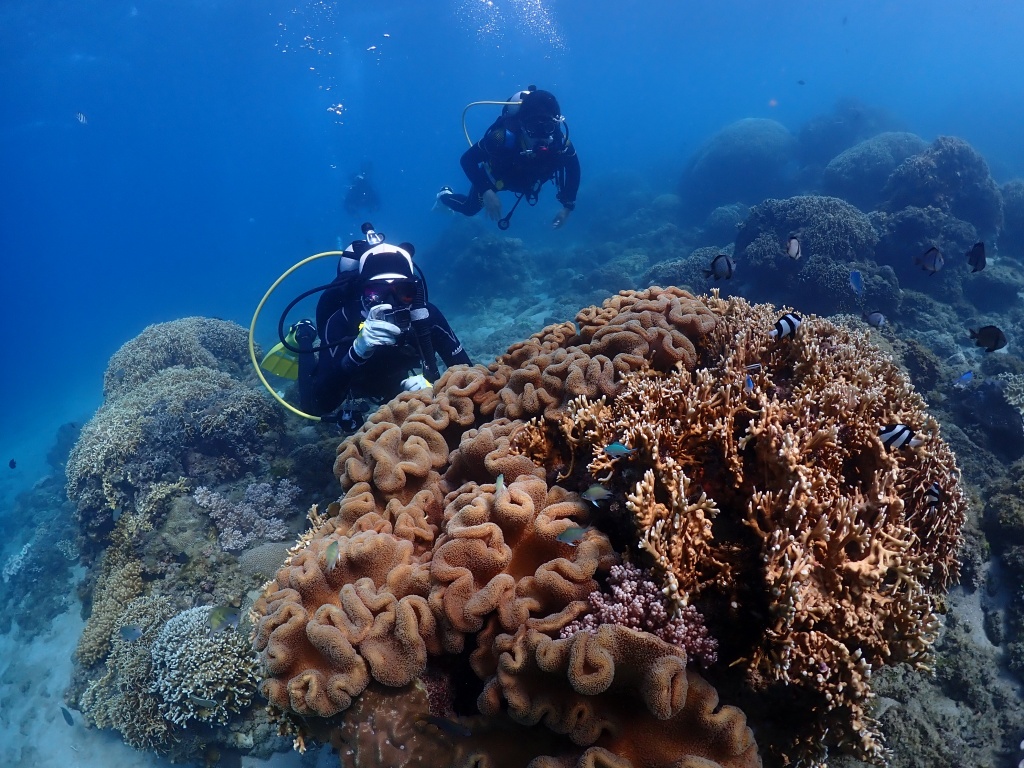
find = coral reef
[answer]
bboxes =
[681,118,797,218]
[822,132,928,211]
[881,136,1003,238]
[253,286,966,767]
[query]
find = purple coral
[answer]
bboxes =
[561,562,718,667]
[193,480,297,552]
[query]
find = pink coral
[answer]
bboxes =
[560,562,718,667]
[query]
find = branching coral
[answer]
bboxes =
[150,605,260,727]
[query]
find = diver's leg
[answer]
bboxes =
[440,184,485,216]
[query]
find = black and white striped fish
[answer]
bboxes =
[879,423,924,449]
[769,312,802,340]
[924,481,943,508]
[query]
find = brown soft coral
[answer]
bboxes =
[479,624,759,768]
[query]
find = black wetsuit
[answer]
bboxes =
[298,280,470,416]
[442,118,580,216]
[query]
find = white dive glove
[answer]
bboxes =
[352,304,402,359]
[401,374,432,392]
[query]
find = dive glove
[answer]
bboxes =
[401,374,432,392]
[352,305,402,359]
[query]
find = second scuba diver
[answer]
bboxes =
[437,86,580,230]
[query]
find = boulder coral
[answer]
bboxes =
[881,136,1003,238]
[253,286,966,768]
[822,131,928,211]
[680,118,796,218]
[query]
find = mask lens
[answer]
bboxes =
[392,281,417,305]
[362,284,386,305]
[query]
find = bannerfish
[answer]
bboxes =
[849,270,864,298]
[915,246,944,275]
[879,423,924,449]
[967,241,986,273]
[924,481,943,508]
[7,459,14,469]
[862,311,886,328]
[786,236,802,260]
[581,484,612,505]
[325,540,339,572]
[703,253,735,281]
[207,605,240,634]
[75,112,87,125]
[970,325,1007,352]
[557,526,588,545]
[603,442,636,458]
[119,625,143,642]
[60,706,74,726]
[420,715,473,737]
[954,371,973,389]
[769,312,802,340]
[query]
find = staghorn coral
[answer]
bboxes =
[515,292,966,765]
[102,316,254,400]
[149,605,260,727]
[254,287,762,768]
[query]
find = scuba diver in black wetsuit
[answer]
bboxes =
[437,86,580,230]
[343,162,381,217]
[289,232,471,421]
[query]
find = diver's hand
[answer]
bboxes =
[352,305,401,359]
[482,189,502,221]
[552,207,572,229]
[401,374,432,392]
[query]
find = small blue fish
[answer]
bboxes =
[557,526,588,546]
[60,706,74,726]
[745,374,754,392]
[849,270,864,298]
[495,474,505,493]
[954,371,973,389]
[603,442,636,459]
[119,625,143,642]
[581,484,612,506]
